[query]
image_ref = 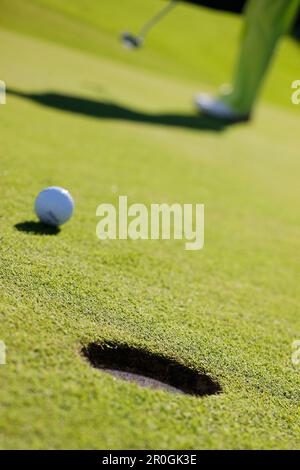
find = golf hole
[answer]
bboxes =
[82,343,221,397]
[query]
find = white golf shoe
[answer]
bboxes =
[195,94,250,122]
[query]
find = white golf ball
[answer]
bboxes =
[35,186,74,226]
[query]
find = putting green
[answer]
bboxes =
[0,0,300,450]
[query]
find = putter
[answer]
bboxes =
[121,0,179,49]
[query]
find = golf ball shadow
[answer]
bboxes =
[14,220,61,235]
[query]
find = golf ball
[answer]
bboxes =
[35,186,74,226]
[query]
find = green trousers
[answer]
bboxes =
[223,0,299,114]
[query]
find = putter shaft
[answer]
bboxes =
[138,0,179,40]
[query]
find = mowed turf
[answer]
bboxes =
[1,0,300,450]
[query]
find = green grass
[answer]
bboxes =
[1,0,300,450]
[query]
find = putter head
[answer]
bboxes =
[120,32,143,49]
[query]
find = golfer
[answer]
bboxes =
[196,0,300,121]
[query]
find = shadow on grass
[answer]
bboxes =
[7,88,235,133]
[15,221,60,235]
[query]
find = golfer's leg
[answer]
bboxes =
[223,0,299,115]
